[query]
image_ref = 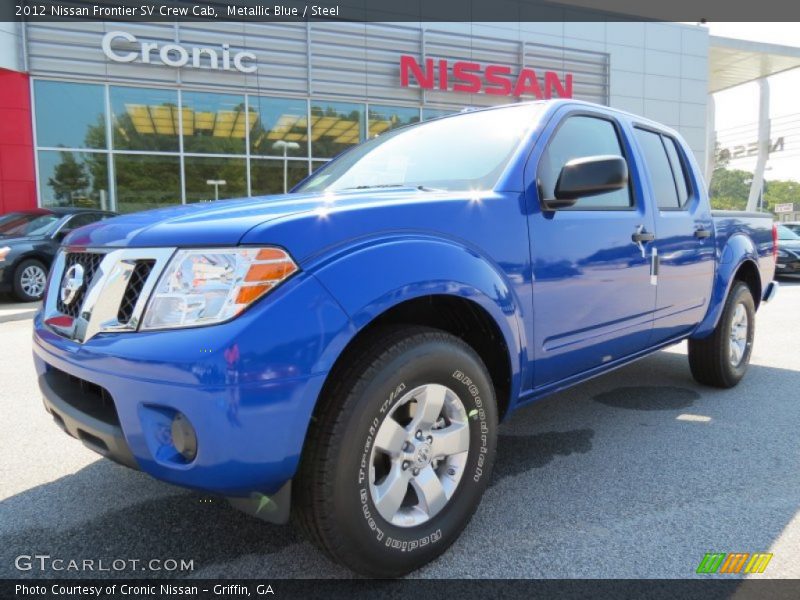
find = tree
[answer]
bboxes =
[763,180,800,213]
[709,167,751,211]
[48,152,89,206]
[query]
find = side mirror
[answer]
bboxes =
[544,155,628,210]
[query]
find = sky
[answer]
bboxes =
[700,23,800,181]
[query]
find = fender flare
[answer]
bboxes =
[308,234,527,405]
[692,232,760,339]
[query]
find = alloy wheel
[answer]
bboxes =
[368,383,470,528]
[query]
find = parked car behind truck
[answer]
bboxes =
[32,100,778,577]
[775,223,800,276]
[0,208,116,301]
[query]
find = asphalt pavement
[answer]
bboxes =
[1,281,798,579]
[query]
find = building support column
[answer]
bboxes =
[0,22,38,213]
[704,93,716,189]
[746,77,770,212]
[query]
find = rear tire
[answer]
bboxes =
[294,326,498,577]
[688,282,755,388]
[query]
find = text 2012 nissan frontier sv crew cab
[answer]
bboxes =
[33,100,778,576]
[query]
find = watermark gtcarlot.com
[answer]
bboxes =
[15,554,194,573]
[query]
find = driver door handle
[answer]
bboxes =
[632,229,656,243]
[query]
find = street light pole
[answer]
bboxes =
[206,179,226,201]
[272,140,301,193]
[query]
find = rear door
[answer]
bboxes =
[527,110,658,388]
[631,128,715,344]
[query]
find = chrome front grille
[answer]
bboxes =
[43,247,176,343]
[117,260,156,324]
[56,252,105,318]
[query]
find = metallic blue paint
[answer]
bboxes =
[692,219,775,339]
[33,100,776,499]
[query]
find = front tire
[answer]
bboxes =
[294,326,498,577]
[12,259,48,302]
[688,281,755,388]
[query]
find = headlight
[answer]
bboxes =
[0,246,10,262]
[141,247,298,330]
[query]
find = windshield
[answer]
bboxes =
[0,212,60,237]
[295,104,545,193]
[777,224,800,240]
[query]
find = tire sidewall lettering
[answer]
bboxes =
[451,369,489,483]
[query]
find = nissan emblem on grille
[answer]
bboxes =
[60,263,85,306]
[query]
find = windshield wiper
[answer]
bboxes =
[339,184,404,190]
[340,184,442,192]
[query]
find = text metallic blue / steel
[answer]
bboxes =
[31,100,776,499]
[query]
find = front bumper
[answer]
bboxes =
[39,366,138,469]
[32,272,353,497]
[775,257,800,275]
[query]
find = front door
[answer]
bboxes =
[528,112,658,388]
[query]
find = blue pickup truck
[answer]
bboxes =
[33,100,777,576]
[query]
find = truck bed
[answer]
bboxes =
[711,209,775,294]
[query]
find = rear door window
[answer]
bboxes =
[662,136,690,207]
[634,128,681,209]
[65,213,106,229]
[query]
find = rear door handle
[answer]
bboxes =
[694,226,712,239]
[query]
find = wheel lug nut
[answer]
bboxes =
[402,461,410,470]
[412,468,419,476]
[415,430,423,440]
[426,435,433,443]
[402,442,412,452]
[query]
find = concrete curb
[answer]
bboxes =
[0,310,37,324]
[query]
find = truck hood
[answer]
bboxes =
[64,192,339,248]
[64,187,473,249]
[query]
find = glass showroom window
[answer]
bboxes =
[422,107,458,121]
[184,156,247,203]
[114,154,181,213]
[368,105,420,137]
[34,80,107,149]
[38,150,110,210]
[251,158,309,196]
[181,91,248,155]
[310,101,365,159]
[250,96,309,158]
[110,86,180,152]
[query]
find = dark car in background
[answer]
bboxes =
[782,221,800,236]
[775,223,800,277]
[0,208,116,301]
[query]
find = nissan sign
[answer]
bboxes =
[101,31,257,73]
[400,55,573,99]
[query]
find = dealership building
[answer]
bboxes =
[1,19,800,214]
